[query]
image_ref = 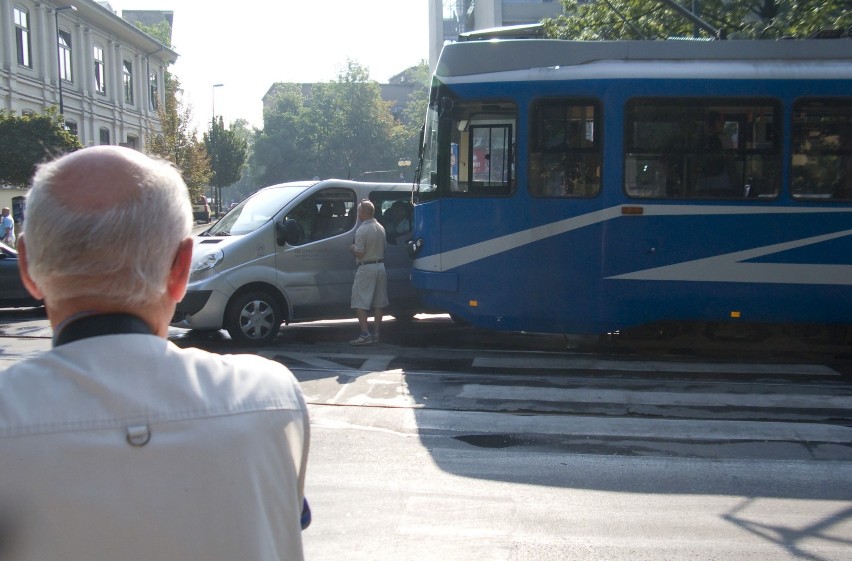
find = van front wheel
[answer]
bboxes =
[225,291,283,345]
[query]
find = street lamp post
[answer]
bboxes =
[54,5,77,117]
[212,83,224,123]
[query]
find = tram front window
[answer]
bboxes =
[446,101,516,196]
[417,105,439,200]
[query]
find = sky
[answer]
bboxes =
[107,1,430,130]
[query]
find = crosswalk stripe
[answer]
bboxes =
[472,357,840,376]
[457,384,852,409]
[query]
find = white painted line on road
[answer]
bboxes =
[472,357,840,376]
[457,384,852,410]
[260,351,356,371]
[410,409,852,443]
[308,405,852,443]
[361,355,395,372]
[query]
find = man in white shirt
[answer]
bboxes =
[349,200,388,345]
[1,206,15,247]
[0,146,310,561]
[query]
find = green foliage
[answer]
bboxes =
[252,83,313,185]
[224,119,259,204]
[132,20,173,47]
[204,116,248,214]
[0,108,82,187]
[251,60,428,187]
[543,0,851,40]
[397,61,431,175]
[147,74,212,201]
[204,116,248,188]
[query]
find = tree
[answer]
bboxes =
[0,108,82,187]
[223,119,259,204]
[313,60,402,179]
[147,74,212,202]
[252,83,315,186]
[135,19,212,201]
[542,0,851,41]
[252,60,419,186]
[395,61,431,182]
[204,116,248,213]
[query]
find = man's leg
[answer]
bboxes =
[356,308,370,333]
[373,308,384,342]
[350,308,373,345]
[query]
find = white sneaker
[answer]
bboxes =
[350,333,373,346]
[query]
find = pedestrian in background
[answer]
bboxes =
[349,199,388,345]
[0,146,310,561]
[1,206,15,247]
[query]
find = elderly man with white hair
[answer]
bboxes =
[0,146,310,561]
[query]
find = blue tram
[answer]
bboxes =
[410,39,852,334]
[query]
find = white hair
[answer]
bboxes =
[25,148,193,306]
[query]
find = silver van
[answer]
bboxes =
[172,180,417,344]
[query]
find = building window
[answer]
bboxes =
[94,45,106,95]
[58,30,73,82]
[14,7,32,68]
[149,71,159,111]
[123,60,134,104]
[124,135,138,150]
[99,127,110,145]
[65,120,78,136]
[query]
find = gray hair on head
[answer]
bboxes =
[24,147,193,306]
[358,199,375,218]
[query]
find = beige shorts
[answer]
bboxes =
[351,264,389,310]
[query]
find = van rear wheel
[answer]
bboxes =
[225,290,283,345]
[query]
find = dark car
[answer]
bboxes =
[0,242,42,308]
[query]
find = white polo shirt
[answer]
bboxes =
[0,334,309,561]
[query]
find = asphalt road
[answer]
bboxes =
[1,310,851,560]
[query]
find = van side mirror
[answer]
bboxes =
[277,218,302,246]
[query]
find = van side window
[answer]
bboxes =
[285,189,357,245]
[372,195,412,245]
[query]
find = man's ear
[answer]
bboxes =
[166,238,193,303]
[16,237,45,301]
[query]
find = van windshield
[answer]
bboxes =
[203,186,307,236]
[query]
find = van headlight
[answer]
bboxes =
[189,249,224,281]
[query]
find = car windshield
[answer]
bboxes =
[202,185,309,236]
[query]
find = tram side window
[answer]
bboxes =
[625,99,780,200]
[530,100,601,197]
[447,101,516,196]
[792,98,852,201]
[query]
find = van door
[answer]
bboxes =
[370,190,418,315]
[276,187,358,320]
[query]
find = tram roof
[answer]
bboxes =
[435,39,852,78]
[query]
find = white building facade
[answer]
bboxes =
[428,0,564,68]
[1,0,177,151]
